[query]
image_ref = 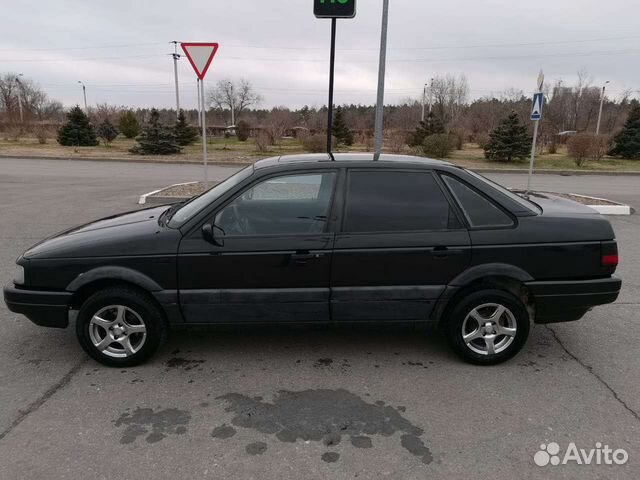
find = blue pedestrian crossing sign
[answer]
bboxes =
[531,92,544,121]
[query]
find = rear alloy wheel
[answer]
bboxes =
[76,287,167,367]
[445,289,530,365]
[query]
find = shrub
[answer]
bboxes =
[302,133,335,153]
[254,130,272,153]
[475,132,490,150]
[408,112,445,147]
[609,105,640,159]
[130,109,181,155]
[387,129,407,153]
[33,125,51,144]
[118,111,141,139]
[422,134,455,159]
[174,110,198,146]
[332,107,354,146]
[567,133,611,166]
[236,120,251,142]
[484,112,531,162]
[57,106,99,147]
[567,133,594,167]
[97,118,119,145]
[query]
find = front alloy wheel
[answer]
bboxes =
[76,287,167,367]
[89,305,147,359]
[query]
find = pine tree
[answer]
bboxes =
[484,111,531,162]
[130,109,181,155]
[609,105,640,159]
[174,110,199,146]
[332,106,354,146]
[57,106,99,146]
[118,110,141,139]
[97,118,119,145]
[409,112,445,147]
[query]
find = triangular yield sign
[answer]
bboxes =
[181,43,219,80]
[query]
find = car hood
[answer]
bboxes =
[24,206,182,259]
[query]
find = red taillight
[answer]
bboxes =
[602,254,619,267]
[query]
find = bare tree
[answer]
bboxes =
[429,74,469,130]
[264,107,293,146]
[208,79,262,125]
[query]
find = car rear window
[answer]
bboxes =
[344,171,460,233]
[442,175,514,228]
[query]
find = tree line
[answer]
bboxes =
[2,72,639,161]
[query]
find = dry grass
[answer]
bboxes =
[1,136,639,172]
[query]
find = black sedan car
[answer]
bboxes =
[4,154,621,366]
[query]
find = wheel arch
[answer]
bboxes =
[434,265,535,325]
[66,266,162,309]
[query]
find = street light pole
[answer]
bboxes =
[373,0,390,161]
[15,74,24,124]
[596,81,610,135]
[78,81,87,113]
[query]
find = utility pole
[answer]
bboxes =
[15,74,24,124]
[373,0,390,161]
[171,41,181,118]
[421,83,427,122]
[77,81,88,113]
[230,82,235,126]
[596,81,610,135]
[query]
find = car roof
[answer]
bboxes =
[254,153,454,170]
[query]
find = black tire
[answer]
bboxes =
[76,287,167,367]
[444,289,530,365]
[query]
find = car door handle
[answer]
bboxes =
[291,252,324,263]
[432,248,466,258]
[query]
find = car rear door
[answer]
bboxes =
[330,168,471,322]
[177,169,338,324]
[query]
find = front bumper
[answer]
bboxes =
[526,276,622,324]
[3,283,72,328]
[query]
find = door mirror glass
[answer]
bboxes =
[202,223,225,246]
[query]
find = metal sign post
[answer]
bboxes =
[314,0,357,159]
[526,70,545,195]
[180,42,219,186]
[373,0,390,161]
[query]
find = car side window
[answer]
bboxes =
[442,175,514,228]
[343,170,460,233]
[214,172,336,236]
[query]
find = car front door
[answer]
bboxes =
[177,170,338,324]
[330,169,471,322]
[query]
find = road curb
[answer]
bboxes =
[2,154,640,176]
[564,193,632,216]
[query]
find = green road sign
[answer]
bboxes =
[314,0,357,19]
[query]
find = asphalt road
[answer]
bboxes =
[0,157,639,479]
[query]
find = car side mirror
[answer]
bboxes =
[202,223,225,247]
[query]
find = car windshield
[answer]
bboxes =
[464,169,542,214]
[168,166,253,227]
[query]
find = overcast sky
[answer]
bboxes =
[2,0,639,110]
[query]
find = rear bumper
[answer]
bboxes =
[526,276,621,324]
[3,284,72,329]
